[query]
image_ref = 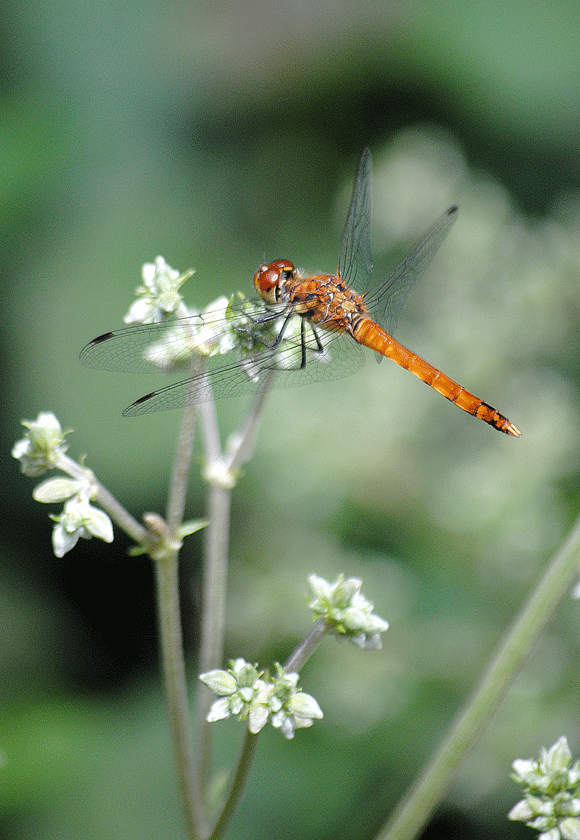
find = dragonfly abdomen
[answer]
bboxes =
[352,318,521,436]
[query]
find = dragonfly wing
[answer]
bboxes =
[80,317,203,374]
[81,311,367,416]
[338,148,373,293]
[79,302,288,375]
[366,205,458,334]
[122,333,366,415]
[122,349,275,415]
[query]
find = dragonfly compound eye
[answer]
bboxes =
[253,260,296,302]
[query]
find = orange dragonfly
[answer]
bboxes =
[81,149,520,436]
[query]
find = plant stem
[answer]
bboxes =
[158,380,202,838]
[209,727,258,840]
[93,480,147,543]
[284,619,331,672]
[194,380,275,824]
[225,374,274,478]
[166,398,198,533]
[379,510,580,840]
[207,617,330,840]
[191,395,234,824]
[155,552,202,840]
[195,480,232,807]
[200,484,231,674]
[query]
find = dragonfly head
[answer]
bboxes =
[253,260,297,304]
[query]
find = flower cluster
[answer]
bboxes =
[200,659,323,740]
[12,413,113,557]
[509,737,580,840]
[307,573,389,650]
[124,256,195,325]
[12,412,69,477]
[121,256,289,379]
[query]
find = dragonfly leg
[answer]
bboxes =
[293,320,326,368]
[270,312,294,349]
[237,310,294,352]
[260,318,328,373]
[249,310,325,358]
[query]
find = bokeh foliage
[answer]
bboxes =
[3,0,580,837]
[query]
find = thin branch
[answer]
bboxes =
[195,481,232,819]
[284,619,331,673]
[205,617,331,838]
[166,300,204,533]
[194,376,275,823]
[379,510,580,840]
[155,553,204,840]
[208,727,258,840]
[225,373,275,477]
[166,398,199,534]
[159,337,204,837]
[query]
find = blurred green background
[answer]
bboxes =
[3,0,580,837]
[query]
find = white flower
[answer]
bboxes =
[192,296,236,356]
[32,477,89,504]
[138,297,239,375]
[200,660,322,739]
[124,257,195,325]
[12,413,69,477]
[268,667,323,739]
[200,659,261,722]
[308,573,389,649]
[509,738,580,840]
[51,495,113,557]
[248,665,323,739]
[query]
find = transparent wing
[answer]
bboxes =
[337,148,373,292]
[80,303,366,416]
[365,206,458,334]
[80,304,279,376]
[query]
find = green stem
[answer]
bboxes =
[225,374,274,478]
[155,553,201,840]
[166,398,198,533]
[195,481,232,821]
[284,619,331,672]
[205,617,330,839]
[200,484,231,674]
[208,728,259,840]
[158,380,202,837]
[194,381,275,819]
[379,511,580,840]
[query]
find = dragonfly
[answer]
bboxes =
[80,149,521,436]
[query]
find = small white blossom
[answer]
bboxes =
[192,296,237,357]
[249,665,323,739]
[308,573,389,649]
[271,668,323,739]
[509,737,580,840]
[138,296,240,375]
[12,413,69,476]
[124,256,194,325]
[200,658,261,722]
[32,477,89,504]
[51,495,113,558]
[200,659,322,739]
[193,294,282,364]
